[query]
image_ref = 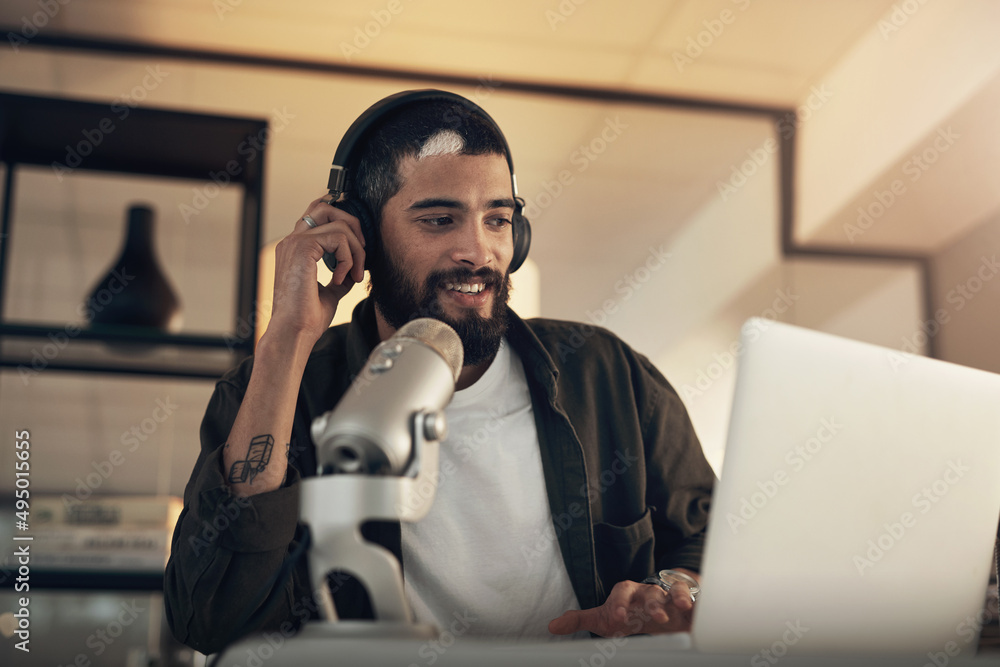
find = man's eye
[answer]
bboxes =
[488,217,511,228]
[423,216,452,226]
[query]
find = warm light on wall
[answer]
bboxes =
[255,241,541,345]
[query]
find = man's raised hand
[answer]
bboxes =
[268,196,366,344]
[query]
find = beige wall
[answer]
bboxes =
[931,212,1000,374]
[655,256,924,474]
[2,0,999,493]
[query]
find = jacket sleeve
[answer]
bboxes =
[163,376,316,655]
[634,353,715,575]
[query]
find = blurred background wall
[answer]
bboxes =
[0,0,996,487]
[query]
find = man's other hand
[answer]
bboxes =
[548,571,698,637]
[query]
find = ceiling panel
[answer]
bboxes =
[0,0,893,105]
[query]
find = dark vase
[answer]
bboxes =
[85,204,182,332]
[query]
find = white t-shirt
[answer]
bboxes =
[401,338,584,640]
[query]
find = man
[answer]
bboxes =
[164,93,715,655]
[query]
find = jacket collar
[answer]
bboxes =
[504,307,561,403]
[344,297,383,379]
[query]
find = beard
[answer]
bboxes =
[368,245,511,368]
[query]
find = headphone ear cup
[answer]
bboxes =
[509,200,531,273]
[322,198,377,273]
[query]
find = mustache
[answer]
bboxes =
[426,267,505,289]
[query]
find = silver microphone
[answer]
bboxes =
[311,318,463,476]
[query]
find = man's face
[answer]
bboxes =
[369,151,516,366]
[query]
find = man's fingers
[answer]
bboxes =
[548,609,584,635]
[550,580,696,639]
[318,272,357,312]
[295,199,366,248]
[551,600,637,637]
[286,215,366,284]
[328,238,364,286]
[616,582,674,634]
[316,200,367,247]
[643,594,671,627]
[550,605,625,636]
[294,196,333,233]
[668,581,694,611]
[656,589,695,633]
[291,199,368,286]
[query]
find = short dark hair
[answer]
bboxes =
[350,99,509,229]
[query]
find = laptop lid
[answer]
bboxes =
[692,318,1000,655]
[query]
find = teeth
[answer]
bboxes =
[445,282,484,294]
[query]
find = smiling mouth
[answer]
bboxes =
[443,282,486,294]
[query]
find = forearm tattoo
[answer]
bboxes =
[227,434,275,485]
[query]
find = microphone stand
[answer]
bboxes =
[296,409,446,640]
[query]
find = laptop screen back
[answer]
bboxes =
[692,319,1000,654]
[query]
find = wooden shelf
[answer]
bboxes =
[0,91,265,380]
[1,323,251,379]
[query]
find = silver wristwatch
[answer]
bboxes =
[642,569,700,602]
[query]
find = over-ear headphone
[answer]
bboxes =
[323,89,531,274]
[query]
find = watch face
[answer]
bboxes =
[658,570,700,602]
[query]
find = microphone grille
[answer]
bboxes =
[397,318,464,380]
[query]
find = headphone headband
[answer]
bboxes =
[328,89,519,199]
[325,89,531,274]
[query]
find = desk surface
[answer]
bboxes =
[215,628,1000,667]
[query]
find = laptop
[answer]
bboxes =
[692,318,1000,655]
